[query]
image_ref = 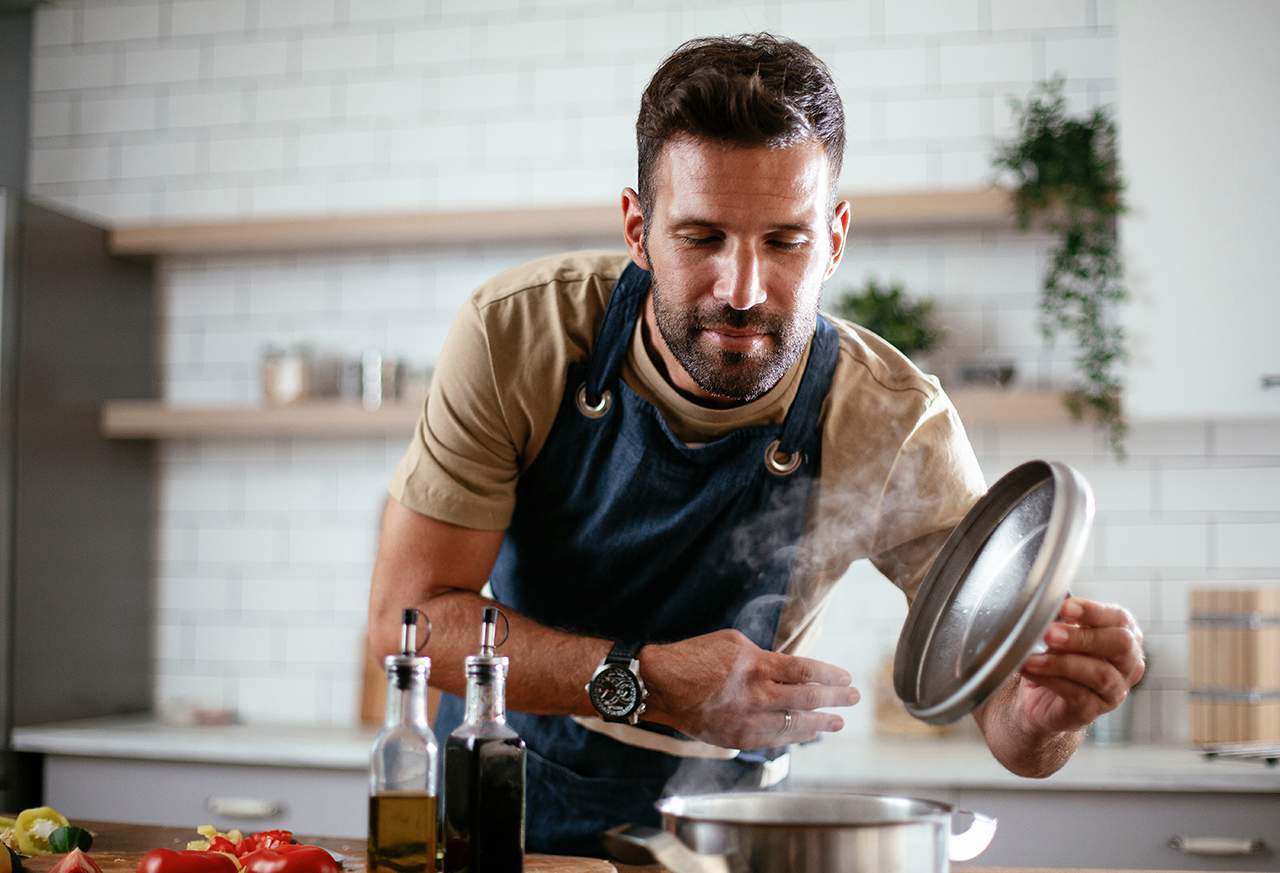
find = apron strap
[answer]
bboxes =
[775,314,839,457]
[584,261,650,400]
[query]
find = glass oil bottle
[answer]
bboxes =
[369,608,439,873]
[443,606,526,872]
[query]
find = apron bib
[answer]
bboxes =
[435,262,839,855]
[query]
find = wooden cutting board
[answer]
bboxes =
[15,821,616,873]
[22,852,614,873]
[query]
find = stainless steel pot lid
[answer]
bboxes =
[893,460,1095,725]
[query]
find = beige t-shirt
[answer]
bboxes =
[390,250,986,657]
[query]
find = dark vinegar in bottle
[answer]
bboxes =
[443,606,526,873]
[443,733,525,871]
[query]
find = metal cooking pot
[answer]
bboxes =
[603,790,996,873]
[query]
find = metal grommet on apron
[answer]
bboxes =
[575,383,612,418]
[763,439,802,476]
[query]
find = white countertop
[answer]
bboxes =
[790,732,1280,793]
[13,715,1280,793]
[11,714,377,769]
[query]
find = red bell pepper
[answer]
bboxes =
[235,831,293,855]
[240,845,340,873]
[136,848,240,873]
[194,829,293,858]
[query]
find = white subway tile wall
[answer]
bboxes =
[27,1,1280,740]
[28,0,1118,220]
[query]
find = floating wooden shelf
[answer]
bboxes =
[101,399,423,438]
[107,188,1015,257]
[102,387,1074,439]
[949,387,1078,427]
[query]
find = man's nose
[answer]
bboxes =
[715,245,767,310]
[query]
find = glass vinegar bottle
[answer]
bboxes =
[443,606,526,872]
[369,609,439,873]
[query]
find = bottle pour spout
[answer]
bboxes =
[480,606,498,656]
[400,608,417,656]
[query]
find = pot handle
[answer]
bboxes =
[601,824,734,873]
[949,809,998,861]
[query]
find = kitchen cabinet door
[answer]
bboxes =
[42,754,368,838]
[954,788,1280,872]
[1116,0,1280,419]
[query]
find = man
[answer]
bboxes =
[371,33,1144,856]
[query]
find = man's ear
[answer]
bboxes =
[825,199,851,281]
[621,188,650,270]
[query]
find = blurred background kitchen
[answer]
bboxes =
[1,0,1278,862]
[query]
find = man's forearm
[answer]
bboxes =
[409,587,611,716]
[367,499,610,718]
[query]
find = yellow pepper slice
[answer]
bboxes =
[15,806,70,855]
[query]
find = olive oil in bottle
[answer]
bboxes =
[369,609,439,873]
[443,607,526,873]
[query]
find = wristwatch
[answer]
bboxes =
[586,640,647,724]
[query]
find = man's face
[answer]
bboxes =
[624,136,849,406]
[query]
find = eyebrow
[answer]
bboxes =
[668,217,818,234]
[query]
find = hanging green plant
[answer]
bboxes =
[832,277,943,358]
[992,76,1128,458]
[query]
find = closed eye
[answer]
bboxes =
[766,236,811,250]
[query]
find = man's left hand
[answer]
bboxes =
[1017,596,1146,733]
[975,596,1145,777]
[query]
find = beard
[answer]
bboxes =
[649,268,819,403]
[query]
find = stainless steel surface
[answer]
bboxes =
[622,790,997,873]
[894,460,1095,725]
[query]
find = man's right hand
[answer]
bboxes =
[638,629,861,750]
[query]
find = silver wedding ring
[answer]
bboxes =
[781,709,793,734]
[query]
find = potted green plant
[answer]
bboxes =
[832,277,943,360]
[992,76,1128,458]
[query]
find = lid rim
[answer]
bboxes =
[895,460,1095,724]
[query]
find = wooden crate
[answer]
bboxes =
[1188,588,1280,744]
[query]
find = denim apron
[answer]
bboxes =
[434,262,839,856]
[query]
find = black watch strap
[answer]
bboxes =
[605,640,642,665]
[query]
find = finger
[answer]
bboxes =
[773,681,862,713]
[1060,598,1143,641]
[1023,651,1129,706]
[1044,622,1145,681]
[1045,621,1141,659]
[765,707,841,745]
[770,653,853,687]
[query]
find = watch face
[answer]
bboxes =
[589,664,641,718]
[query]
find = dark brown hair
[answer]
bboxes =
[636,33,846,217]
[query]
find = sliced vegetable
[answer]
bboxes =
[47,827,94,854]
[14,807,70,855]
[240,846,339,873]
[232,831,292,856]
[186,828,293,858]
[0,842,19,873]
[48,849,102,873]
[136,848,240,873]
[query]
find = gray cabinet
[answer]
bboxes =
[952,788,1280,872]
[42,754,367,838]
[0,190,156,813]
